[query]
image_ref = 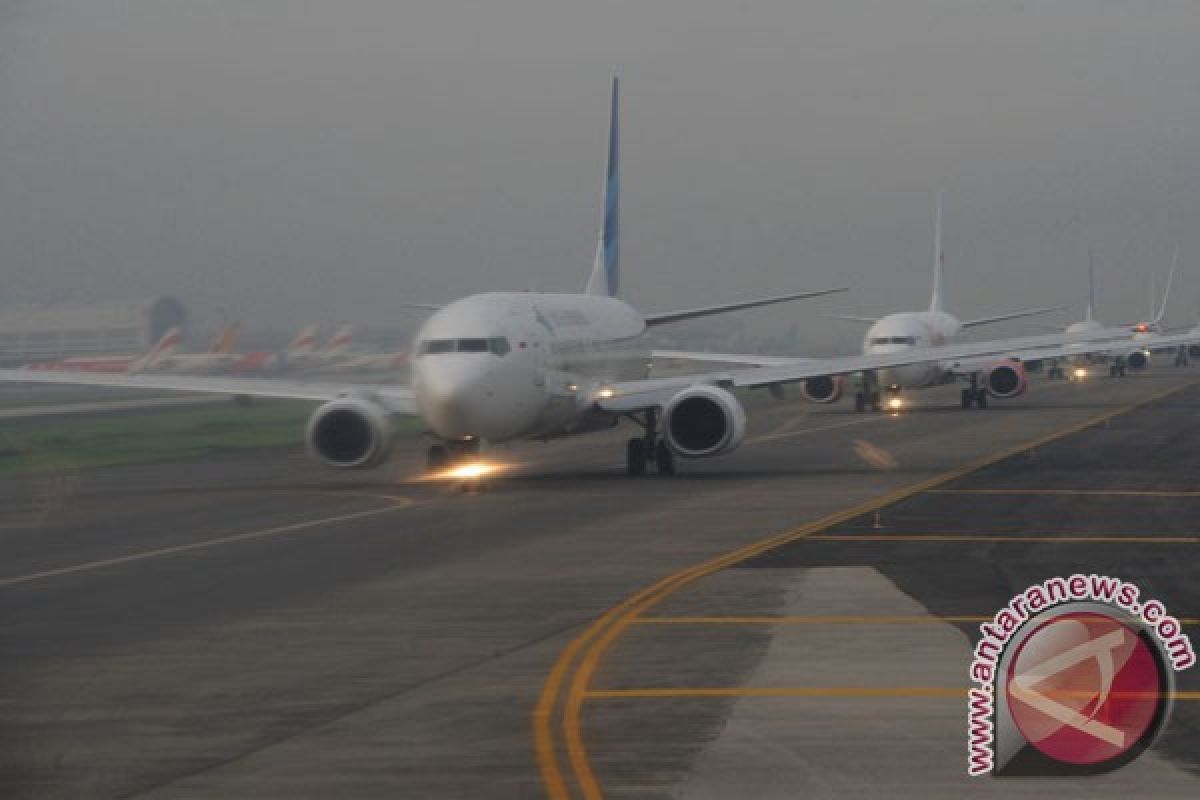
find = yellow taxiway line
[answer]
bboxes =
[534,379,1198,800]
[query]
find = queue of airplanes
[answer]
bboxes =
[26,323,407,377]
[4,77,1200,480]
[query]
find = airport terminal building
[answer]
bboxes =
[0,296,187,366]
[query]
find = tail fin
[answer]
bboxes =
[929,192,945,312]
[208,323,240,354]
[1086,250,1096,323]
[287,324,319,356]
[1152,248,1178,326]
[129,327,183,373]
[325,325,354,355]
[585,77,620,297]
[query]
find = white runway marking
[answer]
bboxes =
[0,496,414,588]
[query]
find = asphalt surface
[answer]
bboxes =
[1,370,1197,798]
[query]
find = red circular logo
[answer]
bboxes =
[1005,611,1164,766]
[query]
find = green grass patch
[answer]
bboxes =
[0,401,424,474]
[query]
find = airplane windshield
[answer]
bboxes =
[869,336,917,346]
[418,337,511,356]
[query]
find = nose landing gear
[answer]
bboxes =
[426,439,490,491]
[625,409,676,476]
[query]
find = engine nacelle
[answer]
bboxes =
[1127,350,1149,370]
[799,375,843,404]
[663,385,747,458]
[306,396,395,469]
[985,359,1027,399]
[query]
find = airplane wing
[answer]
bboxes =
[960,306,1065,329]
[595,327,1139,412]
[398,303,443,311]
[642,287,847,327]
[651,350,810,367]
[0,369,418,414]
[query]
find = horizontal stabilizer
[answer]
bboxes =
[398,303,443,312]
[830,314,880,325]
[960,306,1064,329]
[643,287,847,327]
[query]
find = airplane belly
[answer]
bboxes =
[879,363,938,389]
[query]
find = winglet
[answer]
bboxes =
[585,77,620,298]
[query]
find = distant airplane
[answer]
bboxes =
[26,328,182,375]
[831,195,1063,410]
[0,80,1171,478]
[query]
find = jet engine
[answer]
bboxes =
[663,385,747,458]
[1127,350,1150,370]
[306,396,395,468]
[985,360,1027,399]
[799,375,843,404]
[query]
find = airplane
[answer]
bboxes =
[0,80,1162,479]
[834,196,1065,410]
[1088,249,1181,377]
[303,325,409,374]
[25,328,183,374]
[656,197,1066,411]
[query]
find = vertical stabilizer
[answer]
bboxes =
[585,77,620,297]
[1086,251,1095,323]
[326,325,354,355]
[929,192,945,312]
[287,324,320,357]
[1153,248,1178,326]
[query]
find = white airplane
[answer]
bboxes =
[835,196,1064,410]
[0,80,1160,479]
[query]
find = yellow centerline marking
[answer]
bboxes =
[0,496,413,588]
[583,687,1200,701]
[810,533,1200,543]
[748,415,884,445]
[633,614,1200,625]
[928,488,1200,497]
[535,378,1198,800]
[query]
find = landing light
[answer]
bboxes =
[430,461,507,481]
[596,387,616,399]
[1073,368,1088,380]
[887,396,905,411]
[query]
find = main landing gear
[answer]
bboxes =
[854,390,882,413]
[625,409,676,477]
[1046,364,1066,381]
[1109,359,1128,378]
[961,374,988,409]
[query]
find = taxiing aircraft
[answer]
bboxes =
[0,80,1169,477]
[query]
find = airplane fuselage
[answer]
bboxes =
[862,311,960,389]
[411,292,649,443]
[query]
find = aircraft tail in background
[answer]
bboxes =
[584,77,620,298]
[286,324,320,357]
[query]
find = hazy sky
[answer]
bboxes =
[2,1,1199,350]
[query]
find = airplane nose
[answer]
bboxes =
[416,359,491,438]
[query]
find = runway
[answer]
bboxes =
[2,371,1198,798]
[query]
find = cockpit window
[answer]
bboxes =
[417,337,512,356]
[869,336,917,346]
[457,338,489,353]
